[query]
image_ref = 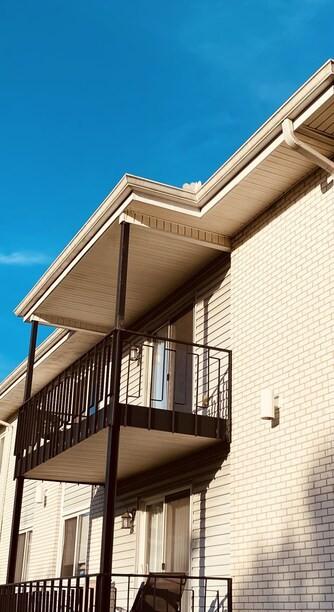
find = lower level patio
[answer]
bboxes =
[0,572,232,612]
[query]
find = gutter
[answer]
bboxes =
[282,118,334,176]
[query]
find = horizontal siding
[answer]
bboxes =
[21,480,36,530]
[27,482,63,580]
[195,265,231,350]
[0,422,17,583]
[87,486,138,609]
[193,261,231,579]
[63,483,92,516]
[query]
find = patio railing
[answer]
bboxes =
[0,572,232,612]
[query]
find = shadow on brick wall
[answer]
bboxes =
[233,437,334,611]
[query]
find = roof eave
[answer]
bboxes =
[15,178,199,320]
[0,328,69,401]
[14,60,334,320]
[198,58,334,205]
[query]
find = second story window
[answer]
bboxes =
[14,530,32,582]
[60,513,89,577]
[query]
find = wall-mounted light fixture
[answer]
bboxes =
[130,346,141,362]
[260,388,275,420]
[35,483,47,507]
[121,509,136,533]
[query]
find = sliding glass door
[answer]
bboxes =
[144,490,190,574]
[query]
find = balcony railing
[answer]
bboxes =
[0,572,232,612]
[15,329,231,474]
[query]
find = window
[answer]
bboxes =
[60,514,89,577]
[14,531,32,582]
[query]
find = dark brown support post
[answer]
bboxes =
[115,220,130,329]
[7,320,38,584]
[227,350,232,443]
[227,577,232,612]
[99,222,130,612]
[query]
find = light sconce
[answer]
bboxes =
[260,388,275,420]
[130,347,141,362]
[35,483,47,507]
[121,509,136,533]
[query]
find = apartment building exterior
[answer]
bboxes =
[0,60,333,612]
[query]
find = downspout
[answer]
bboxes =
[0,420,14,542]
[282,118,334,176]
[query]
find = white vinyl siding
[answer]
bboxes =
[193,261,231,578]
[63,484,92,516]
[21,480,36,532]
[27,481,63,580]
[0,421,17,583]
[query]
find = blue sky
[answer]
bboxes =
[0,0,333,378]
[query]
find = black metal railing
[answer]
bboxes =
[121,330,231,421]
[0,574,102,612]
[15,329,231,473]
[0,572,232,612]
[15,332,115,474]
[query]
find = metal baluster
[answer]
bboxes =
[127,575,130,612]
[93,347,102,433]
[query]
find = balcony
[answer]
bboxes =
[0,572,232,612]
[14,330,231,484]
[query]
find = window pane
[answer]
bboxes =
[165,493,190,572]
[76,514,89,576]
[22,531,32,581]
[145,502,164,572]
[14,533,26,582]
[61,517,77,577]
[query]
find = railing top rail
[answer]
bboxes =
[18,327,231,412]
[121,328,232,356]
[112,572,232,582]
[2,572,232,588]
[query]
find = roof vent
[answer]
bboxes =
[182,181,202,193]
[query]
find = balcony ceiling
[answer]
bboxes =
[30,222,221,335]
[23,426,221,485]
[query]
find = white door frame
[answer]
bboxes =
[144,309,195,412]
[136,486,192,576]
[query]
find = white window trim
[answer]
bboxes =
[56,509,90,578]
[135,484,193,576]
[16,529,33,582]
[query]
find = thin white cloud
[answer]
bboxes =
[0,251,51,266]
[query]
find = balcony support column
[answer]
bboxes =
[99,221,130,612]
[6,320,38,584]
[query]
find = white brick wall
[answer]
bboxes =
[230,169,334,611]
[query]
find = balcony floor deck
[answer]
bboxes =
[23,422,222,484]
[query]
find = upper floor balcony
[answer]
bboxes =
[14,328,231,485]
